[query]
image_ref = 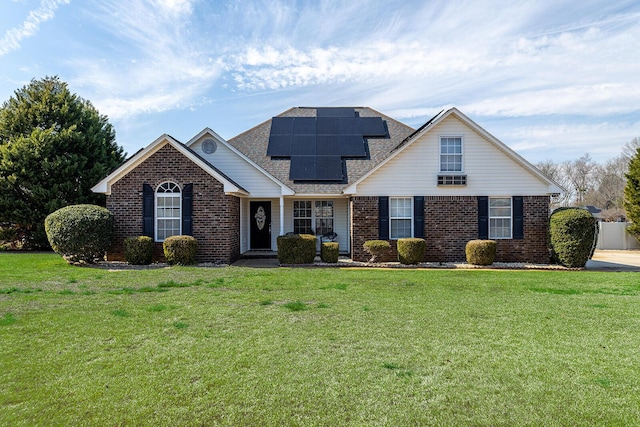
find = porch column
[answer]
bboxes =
[279,196,285,237]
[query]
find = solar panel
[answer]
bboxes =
[289,156,316,180]
[267,109,387,181]
[361,117,387,137]
[316,117,340,135]
[270,117,295,134]
[293,117,316,134]
[339,117,362,135]
[316,108,355,118]
[316,135,340,155]
[291,135,316,156]
[340,135,367,157]
[315,156,343,180]
[266,134,293,157]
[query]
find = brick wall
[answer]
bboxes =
[105,143,240,264]
[350,195,550,264]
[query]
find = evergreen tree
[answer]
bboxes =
[0,76,125,248]
[624,147,640,239]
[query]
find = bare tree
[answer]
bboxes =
[536,159,572,208]
[564,154,596,205]
[584,155,626,210]
[621,137,640,164]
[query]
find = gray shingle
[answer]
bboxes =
[227,107,415,195]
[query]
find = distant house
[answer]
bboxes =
[92,107,563,264]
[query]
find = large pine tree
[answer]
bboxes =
[0,76,125,248]
[624,146,640,239]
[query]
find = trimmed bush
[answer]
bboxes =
[397,238,426,265]
[363,240,391,263]
[45,204,114,264]
[277,234,316,264]
[163,235,198,265]
[466,240,497,265]
[124,236,153,265]
[321,242,339,263]
[549,208,598,268]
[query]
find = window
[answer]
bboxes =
[489,197,512,239]
[440,137,463,172]
[156,182,181,241]
[293,200,334,235]
[315,201,334,235]
[390,197,412,239]
[293,201,312,234]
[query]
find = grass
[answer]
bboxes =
[1,252,640,425]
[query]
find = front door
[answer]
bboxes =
[250,201,271,249]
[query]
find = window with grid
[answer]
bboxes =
[440,136,463,172]
[489,197,512,239]
[390,197,412,239]
[156,182,181,241]
[293,201,312,234]
[314,201,334,235]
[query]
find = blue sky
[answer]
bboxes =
[1,0,639,164]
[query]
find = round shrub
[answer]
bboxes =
[163,235,198,265]
[277,234,316,264]
[321,242,339,263]
[465,240,497,265]
[549,208,598,268]
[363,240,391,263]
[397,238,426,265]
[124,236,153,265]
[44,204,114,264]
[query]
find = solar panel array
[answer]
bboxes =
[267,108,387,181]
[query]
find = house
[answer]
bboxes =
[92,107,563,264]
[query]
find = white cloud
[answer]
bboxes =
[0,0,70,57]
[70,0,220,120]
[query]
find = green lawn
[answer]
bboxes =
[1,253,639,426]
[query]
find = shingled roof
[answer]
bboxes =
[226,107,415,195]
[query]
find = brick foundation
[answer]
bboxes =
[350,195,550,264]
[106,144,240,264]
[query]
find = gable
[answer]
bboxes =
[188,130,292,197]
[92,135,248,196]
[349,113,559,196]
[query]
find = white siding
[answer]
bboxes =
[192,137,282,197]
[356,115,551,196]
[283,198,350,253]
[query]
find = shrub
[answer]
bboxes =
[277,234,316,264]
[363,240,391,263]
[124,236,153,265]
[321,242,339,263]
[44,204,114,264]
[549,208,598,268]
[465,240,497,265]
[163,235,198,265]
[397,238,426,265]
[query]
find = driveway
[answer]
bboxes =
[587,250,640,272]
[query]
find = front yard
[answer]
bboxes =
[1,253,639,425]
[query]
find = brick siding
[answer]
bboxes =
[350,195,550,264]
[105,143,240,264]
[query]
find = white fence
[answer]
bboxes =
[596,222,640,250]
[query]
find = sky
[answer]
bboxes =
[1,0,639,164]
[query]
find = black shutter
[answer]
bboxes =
[478,196,488,240]
[379,196,389,240]
[513,196,524,240]
[182,183,193,236]
[143,184,154,238]
[414,196,424,238]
